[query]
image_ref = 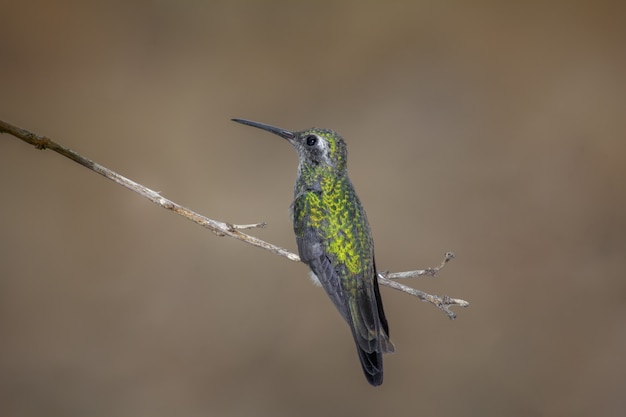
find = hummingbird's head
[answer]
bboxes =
[232,119,348,172]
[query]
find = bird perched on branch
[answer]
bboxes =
[233,118,395,386]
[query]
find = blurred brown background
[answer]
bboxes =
[1,1,625,416]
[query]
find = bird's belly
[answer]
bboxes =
[308,270,323,286]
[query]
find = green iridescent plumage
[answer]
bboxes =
[233,119,394,386]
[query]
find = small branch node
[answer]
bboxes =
[159,198,175,209]
[35,136,51,150]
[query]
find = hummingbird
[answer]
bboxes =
[232,118,395,386]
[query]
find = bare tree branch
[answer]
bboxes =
[0,118,469,318]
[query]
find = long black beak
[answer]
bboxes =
[231,118,295,140]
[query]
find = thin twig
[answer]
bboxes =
[0,119,299,262]
[383,251,456,279]
[1,118,469,318]
[379,251,466,319]
[378,274,469,320]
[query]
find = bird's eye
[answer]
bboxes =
[305,135,317,146]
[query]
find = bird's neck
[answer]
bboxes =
[295,163,346,195]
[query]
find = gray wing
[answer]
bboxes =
[294,212,350,321]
